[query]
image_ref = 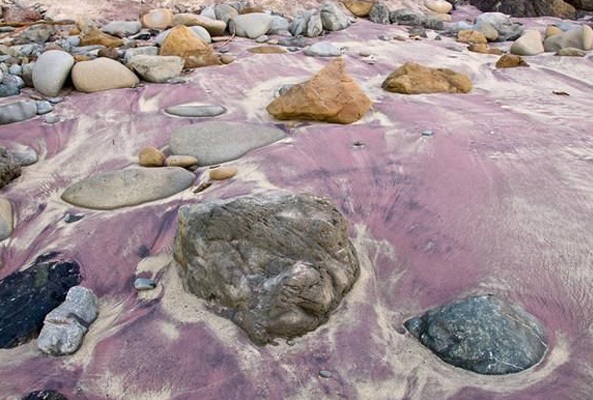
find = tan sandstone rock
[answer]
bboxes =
[209,166,238,180]
[159,25,221,69]
[457,29,488,44]
[171,14,227,36]
[141,8,173,30]
[139,146,166,167]
[342,0,374,17]
[382,62,472,94]
[267,58,372,124]
[71,58,139,93]
[495,54,530,68]
[79,28,123,48]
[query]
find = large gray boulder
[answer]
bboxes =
[169,121,286,165]
[61,167,195,210]
[37,286,98,356]
[174,193,360,345]
[32,50,75,97]
[405,295,548,375]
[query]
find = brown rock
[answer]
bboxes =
[382,62,472,94]
[248,46,288,54]
[80,29,124,48]
[545,25,563,38]
[70,27,81,36]
[2,6,42,22]
[342,0,374,17]
[139,146,166,167]
[468,43,490,54]
[220,55,235,64]
[457,30,488,44]
[141,8,173,30]
[209,166,238,180]
[159,25,222,69]
[170,14,227,36]
[267,58,372,124]
[71,57,140,93]
[97,48,120,60]
[73,55,92,62]
[495,54,530,68]
[165,155,199,168]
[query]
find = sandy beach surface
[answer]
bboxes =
[0,1,593,399]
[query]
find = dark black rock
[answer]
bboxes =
[0,147,22,190]
[405,295,547,375]
[174,193,360,346]
[470,0,576,18]
[369,3,391,25]
[0,253,82,349]
[22,390,68,400]
[64,212,84,223]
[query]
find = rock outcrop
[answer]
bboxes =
[267,58,372,124]
[174,193,360,345]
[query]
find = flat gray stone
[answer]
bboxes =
[32,50,75,97]
[127,55,184,83]
[101,20,142,37]
[169,122,286,165]
[0,100,37,125]
[165,103,226,118]
[61,167,195,210]
[304,42,342,57]
[124,46,159,64]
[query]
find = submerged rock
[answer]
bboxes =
[174,193,360,345]
[0,254,81,349]
[382,62,472,94]
[61,167,195,210]
[405,295,547,375]
[267,58,372,124]
[169,121,286,165]
[37,286,98,356]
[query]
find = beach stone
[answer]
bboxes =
[61,167,195,210]
[36,100,53,115]
[496,54,530,68]
[134,278,156,290]
[545,25,563,38]
[102,21,142,37]
[306,12,323,38]
[79,28,123,48]
[0,100,37,125]
[555,47,587,56]
[343,0,374,17]
[71,58,139,93]
[0,254,81,349]
[173,193,360,345]
[390,9,425,26]
[474,21,499,41]
[369,2,391,25]
[382,62,472,94]
[124,46,159,63]
[255,35,268,43]
[425,0,453,13]
[2,6,42,22]
[248,45,287,54]
[171,14,226,36]
[0,82,20,97]
[457,29,488,44]
[127,55,184,83]
[12,25,55,45]
[209,166,238,180]
[229,13,274,39]
[566,0,593,10]
[470,0,576,18]
[304,42,342,57]
[170,122,285,165]
[44,114,60,124]
[138,146,165,167]
[141,8,173,30]
[544,26,593,52]
[474,12,524,41]
[405,295,547,375]
[165,104,226,117]
[511,29,545,55]
[267,58,372,124]
[159,25,221,69]
[22,390,69,400]
[165,155,199,168]
[6,144,37,166]
[268,16,290,34]
[214,4,239,25]
[0,198,13,241]
[155,26,212,45]
[97,48,120,60]
[220,55,235,64]
[37,286,98,356]
[289,11,311,37]
[320,2,351,31]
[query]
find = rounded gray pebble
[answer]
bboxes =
[134,278,156,290]
[422,130,434,136]
[36,100,54,115]
[318,370,332,378]
[44,114,60,124]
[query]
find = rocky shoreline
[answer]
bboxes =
[0,0,592,399]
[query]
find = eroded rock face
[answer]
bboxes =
[0,253,81,349]
[405,295,547,375]
[174,193,360,345]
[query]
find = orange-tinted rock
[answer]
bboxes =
[495,54,530,68]
[170,14,227,36]
[343,0,374,17]
[267,58,372,124]
[382,62,472,94]
[80,29,123,48]
[457,29,488,44]
[248,46,288,54]
[159,25,221,69]
[209,166,238,180]
[139,146,166,167]
[468,43,503,55]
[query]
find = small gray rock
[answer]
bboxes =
[230,13,274,39]
[214,3,239,25]
[0,100,37,125]
[44,114,60,124]
[134,278,156,290]
[320,2,351,31]
[304,42,342,57]
[127,55,184,83]
[32,50,75,97]
[369,2,391,25]
[37,286,98,356]
[102,21,142,37]
[8,64,22,76]
[255,35,269,43]
[12,25,55,45]
[390,9,425,26]
[268,15,289,34]
[6,144,38,166]
[306,12,323,37]
[318,370,333,378]
[165,104,226,118]
[36,100,54,115]
[124,46,159,63]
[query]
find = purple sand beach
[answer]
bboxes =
[1,3,593,399]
